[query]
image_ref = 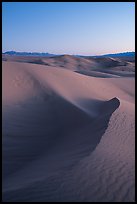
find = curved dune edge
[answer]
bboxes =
[2,97,121,202]
[3,99,135,202]
[2,61,135,202]
[69,100,135,202]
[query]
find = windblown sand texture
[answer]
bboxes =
[2,55,135,202]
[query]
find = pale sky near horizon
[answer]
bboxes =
[2,2,135,56]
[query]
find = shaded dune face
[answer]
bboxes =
[2,64,120,182]
[100,97,120,115]
[2,99,120,202]
[2,61,134,202]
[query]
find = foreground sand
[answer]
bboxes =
[2,59,135,202]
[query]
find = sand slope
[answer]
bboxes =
[2,61,135,202]
[2,54,135,73]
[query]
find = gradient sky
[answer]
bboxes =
[2,2,135,55]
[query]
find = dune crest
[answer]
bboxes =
[2,60,134,202]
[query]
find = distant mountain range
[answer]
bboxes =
[3,51,135,58]
[97,52,135,58]
[2,51,56,57]
[76,52,135,58]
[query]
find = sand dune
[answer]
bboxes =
[2,54,135,73]
[2,59,135,201]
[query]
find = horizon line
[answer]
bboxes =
[2,50,135,56]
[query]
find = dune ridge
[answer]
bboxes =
[2,60,135,202]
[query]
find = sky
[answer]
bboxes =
[2,2,135,56]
